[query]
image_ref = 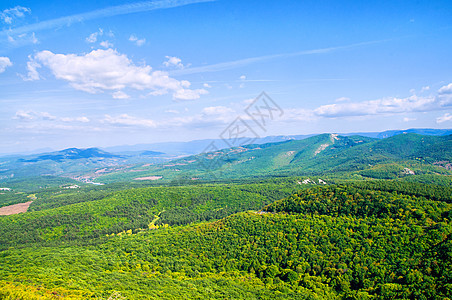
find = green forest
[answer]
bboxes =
[1,133,452,299]
[1,179,451,299]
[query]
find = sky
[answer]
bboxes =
[0,0,452,154]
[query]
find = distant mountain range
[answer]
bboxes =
[1,129,451,185]
[19,148,121,162]
[94,132,452,184]
[102,128,452,156]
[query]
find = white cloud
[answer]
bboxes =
[129,34,146,46]
[165,109,180,114]
[439,83,452,94]
[86,28,103,43]
[239,75,246,80]
[1,6,30,24]
[24,55,41,80]
[61,116,90,123]
[25,49,208,100]
[314,95,438,118]
[0,57,12,73]
[77,116,90,123]
[421,86,430,92]
[173,88,208,100]
[202,106,235,115]
[335,97,350,102]
[13,110,56,121]
[403,117,416,122]
[13,110,34,120]
[40,112,57,120]
[14,110,90,124]
[163,56,185,69]
[436,113,452,123]
[103,114,157,128]
[203,83,211,88]
[112,91,130,99]
[100,40,113,48]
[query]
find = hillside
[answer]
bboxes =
[1,182,451,299]
[2,132,451,188]
[0,147,173,184]
[94,133,452,184]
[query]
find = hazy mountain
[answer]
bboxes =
[19,148,121,162]
[102,128,451,156]
[97,132,452,183]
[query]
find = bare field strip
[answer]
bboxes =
[134,176,163,180]
[0,201,33,216]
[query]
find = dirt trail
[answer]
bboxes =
[0,201,33,216]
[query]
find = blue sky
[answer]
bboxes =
[1,0,452,154]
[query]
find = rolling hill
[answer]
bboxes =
[94,133,452,184]
[1,182,451,299]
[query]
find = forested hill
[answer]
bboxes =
[95,133,452,183]
[1,182,451,299]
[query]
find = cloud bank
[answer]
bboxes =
[314,84,452,118]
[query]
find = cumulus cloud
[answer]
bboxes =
[129,34,146,46]
[25,49,208,100]
[103,114,157,128]
[163,56,186,69]
[437,83,452,107]
[173,88,208,100]
[0,57,12,73]
[439,83,452,94]
[1,6,30,24]
[436,113,452,123]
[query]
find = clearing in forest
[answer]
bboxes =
[0,201,33,216]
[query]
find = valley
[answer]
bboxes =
[0,131,451,299]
